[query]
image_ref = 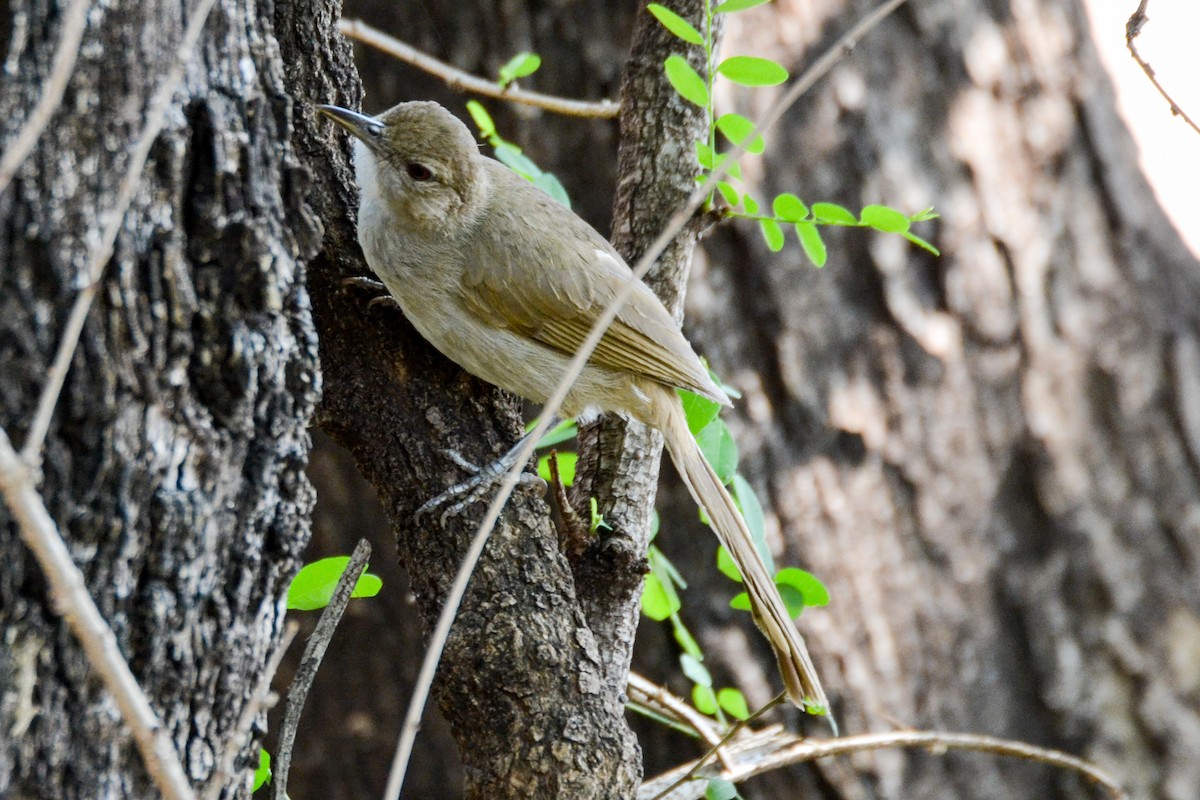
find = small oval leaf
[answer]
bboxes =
[717,55,788,86]
[288,557,381,611]
[759,218,785,252]
[679,388,722,435]
[772,192,808,222]
[716,0,770,11]
[717,687,751,720]
[665,54,711,107]
[498,51,541,86]
[860,204,910,233]
[647,3,705,45]
[716,181,740,206]
[465,100,495,138]
[795,221,827,267]
[536,451,577,486]
[715,112,765,154]
[716,545,743,583]
[695,418,738,484]
[641,573,679,621]
[680,653,713,687]
[811,202,857,224]
[776,567,831,607]
[706,777,739,800]
[693,684,718,714]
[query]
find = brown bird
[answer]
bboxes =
[318,100,831,720]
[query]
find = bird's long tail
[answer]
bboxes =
[653,390,832,724]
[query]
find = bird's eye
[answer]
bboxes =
[406,163,433,182]
[366,123,383,138]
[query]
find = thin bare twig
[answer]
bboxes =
[0,0,90,195]
[640,728,1128,800]
[381,2,913,796]
[649,692,786,800]
[273,540,372,800]
[626,672,734,768]
[0,428,196,800]
[1125,0,1200,135]
[20,0,220,467]
[204,622,299,800]
[338,18,620,119]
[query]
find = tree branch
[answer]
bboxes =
[338,18,620,119]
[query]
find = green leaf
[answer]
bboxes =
[665,54,711,107]
[465,100,495,138]
[680,653,712,687]
[252,749,271,792]
[287,556,381,611]
[776,567,830,608]
[536,451,576,486]
[717,56,788,87]
[710,152,742,180]
[693,684,718,714]
[706,777,740,800]
[641,573,679,621]
[652,545,687,590]
[910,207,940,222]
[811,202,857,224]
[498,51,541,87]
[742,193,759,215]
[729,591,751,611]
[534,172,571,208]
[717,687,750,720]
[716,545,743,583]
[860,204,910,233]
[731,475,773,572]
[679,388,722,435]
[673,620,703,659]
[716,0,771,12]
[647,4,705,45]
[589,497,611,534]
[715,113,764,154]
[903,230,941,255]
[695,418,738,485]
[695,140,716,169]
[795,221,827,267]
[530,417,578,448]
[492,142,540,180]
[716,181,740,206]
[759,218,784,252]
[772,192,808,222]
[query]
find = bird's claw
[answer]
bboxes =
[415,448,544,525]
[341,276,400,310]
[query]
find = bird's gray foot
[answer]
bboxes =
[416,445,544,525]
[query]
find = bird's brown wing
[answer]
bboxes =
[458,171,728,405]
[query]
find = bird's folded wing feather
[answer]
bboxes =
[457,197,728,406]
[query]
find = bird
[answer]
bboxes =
[317,99,831,719]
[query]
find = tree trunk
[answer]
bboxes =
[277,0,662,794]
[0,0,320,798]
[641,0,1200,798]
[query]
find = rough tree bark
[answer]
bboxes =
[640,1,1200,799]
[0,0,319,798]
[276,0,666,794]
[290,0,1200,798]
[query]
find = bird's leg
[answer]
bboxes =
[416,424,555,524]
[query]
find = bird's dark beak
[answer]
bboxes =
[315,104,383,146]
